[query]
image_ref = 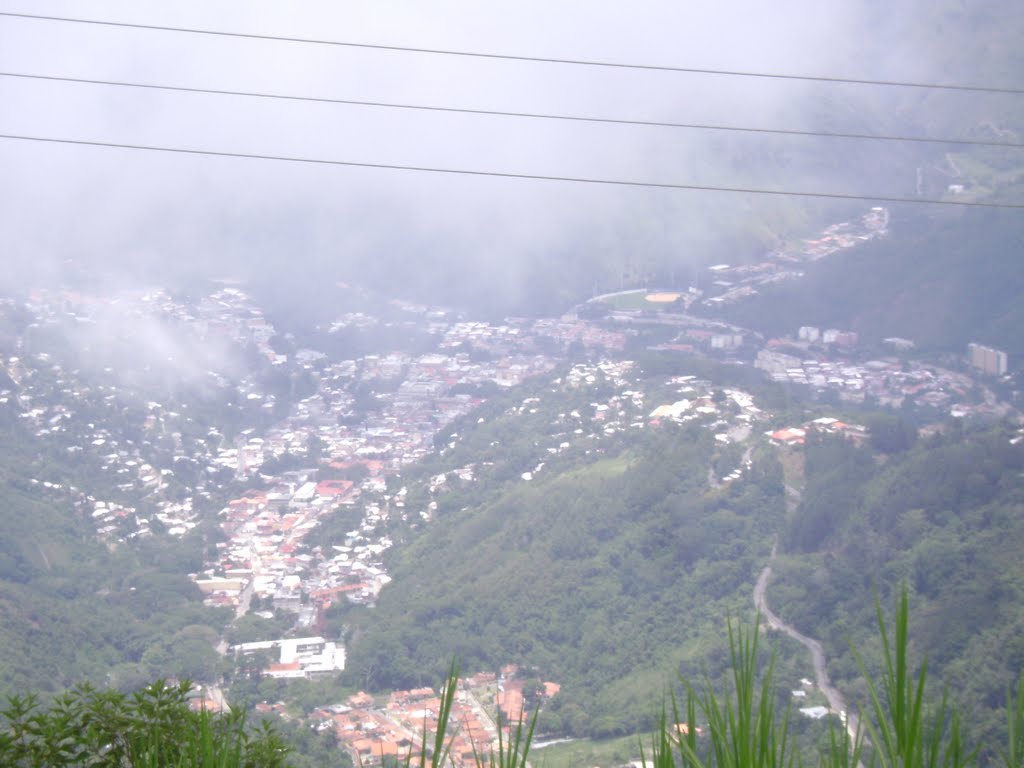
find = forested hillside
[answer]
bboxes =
[341,355,1024,753]
[715,208,1024,357]
[341,0,1024,317]
[0,411,228,697]
[770,424,1024,757]
[345,414,786,737]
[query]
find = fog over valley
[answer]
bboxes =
[2,1,1018,313]
[0,3,1022,767]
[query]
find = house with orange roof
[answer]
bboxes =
[343,727,417,766]
[674,722,703,736]
[769,427,806,446]
[542,681,561,698]
[348,691,375,708]
[496,686,525,725]
[187,696,224,713]
[316,479,354,497]
[266,661,303,679]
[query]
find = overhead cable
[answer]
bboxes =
[1,11,1022,96]
[2,71,1020,149]
[1,132,1021,209]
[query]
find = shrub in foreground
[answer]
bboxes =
[4,590,1023,767]
[405,589,1023,768]
[0,678,288,767]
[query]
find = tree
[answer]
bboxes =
[866,412,918,454]
[0,679,289,767]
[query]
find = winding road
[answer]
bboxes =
[754,486,863,756]
[753,550,844,706]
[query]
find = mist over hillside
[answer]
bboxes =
[1,1,1020,316]
[711,207,1024,357]
[0,3,1022,766]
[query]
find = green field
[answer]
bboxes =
[532,733,650,768]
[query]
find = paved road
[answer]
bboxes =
[236,579,254,618]
[214,579,254,658]
[462,688,500,741]
[708,444,753,490]
[754,546,863,756]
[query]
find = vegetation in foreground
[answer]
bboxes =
[774,424,1024,749]
[0,679,289,767]
[4,589,1021,767]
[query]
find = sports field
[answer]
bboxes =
[597,290,682,311]
[644,292,681,303]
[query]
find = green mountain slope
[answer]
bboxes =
[0,412,228,697]
[715,208,1024,357]
[332,1,1023,317]
[769,424,1024,757]
[345,421,786,737]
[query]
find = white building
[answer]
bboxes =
[232,636,346,680]
[798,326,820,343]
[967,342,1008,376]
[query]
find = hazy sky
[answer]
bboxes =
[0,1,1008,310]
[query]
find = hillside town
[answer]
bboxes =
[754,331,1012,420]
[0,279,1015,632]
[0,286,625,548]
[0,259,1017,719]
[699,206,890,307]
[297,668,557,766]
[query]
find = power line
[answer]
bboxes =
[3,71,1021,149]
[1,132,1021,209]
[2,10,1022,96]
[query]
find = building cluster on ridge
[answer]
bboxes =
[755,339,1009,419]
[701,207,889,307]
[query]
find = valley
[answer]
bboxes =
[0,208,1020,763]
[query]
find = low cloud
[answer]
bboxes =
[0,1,1013,312]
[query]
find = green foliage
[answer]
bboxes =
[486,704,537,768]
[855,587,974,768]
[673,618,798,768]
[377,591,1023,768]
[1001,677,1024,768]
[0,679,288,767]
[865,414,918,456]
[347,422,786,737]
[716,208,1024,358]
[0,418,229,698]
[773,423,1024,759]
[786,433,874,552]
[403,660,461,768]
[3,594,1023,767]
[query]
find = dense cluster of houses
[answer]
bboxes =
[755,341,1010,420]
[0,287,296,538]
[648,375,764,436]
[195,460,402,635]
[768,417,867,447]
[0,284,628,540]
[302,668,556,767]
[189,308,634,644]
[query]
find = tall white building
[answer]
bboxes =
[798,326,820,343]
[967,343,1008,376]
